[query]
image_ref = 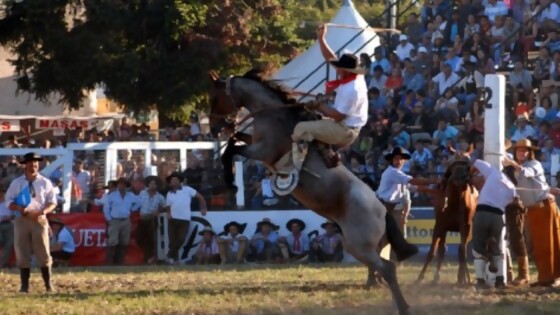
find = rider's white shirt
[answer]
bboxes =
[332,76,368,129]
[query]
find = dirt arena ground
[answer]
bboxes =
[0,263,559,315]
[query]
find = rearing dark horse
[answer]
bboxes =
[209,70,417,315]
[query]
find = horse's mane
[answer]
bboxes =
[242,69,299,105]
[440,160,471,192]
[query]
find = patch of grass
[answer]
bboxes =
[1,263,560,314]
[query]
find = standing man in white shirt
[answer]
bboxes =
[0,186,14,268]
[72,159,90,212]
[5,153,58,293]
[291,24,369,168]
[165,172,207,265]
[377,147,438,261]
[470,159,517,290]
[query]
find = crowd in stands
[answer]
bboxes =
[2,0,560,211]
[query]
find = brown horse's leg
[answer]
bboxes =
[457,227,470,285]
[416,232,441,283]
[434,233,447,284]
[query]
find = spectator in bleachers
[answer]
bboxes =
[511,113,536,142]
[484,0,509,23]
[444,9,464,46]
[279,218,310,263]
[397,35,415,61]
[464,14,481,40]
[73,159,91,212]
[403,61,426,93]
[538,80,559,108]
[489,15,507,67]
[384,67,404,98]
[406,13,425,45]
[371,51,390,75]
[218,221,248,264]
[431,31,449,56]
[411,139,434,171]
[432,63,460,97]
[435,87,460,123]
[534,47,553,84]
[310,221,344,263]
[432,119,460,147]
[540,138,560,173]
[368,66,388,91]
[194,226,220,265]
[392,123,411,149]
[538,0,560,33]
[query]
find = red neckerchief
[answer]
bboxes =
[325,74,358,94]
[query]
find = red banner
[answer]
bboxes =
[0,213,144,267]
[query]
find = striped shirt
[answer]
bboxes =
[138,189,166,217]
[315,233,342,255]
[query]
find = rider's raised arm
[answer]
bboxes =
[317,24,337,62]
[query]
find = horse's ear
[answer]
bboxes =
[466,143,475,155]
[448,145,457,155]
[208,70,220,83]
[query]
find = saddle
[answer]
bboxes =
[269,141,340,197]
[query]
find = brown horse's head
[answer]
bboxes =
[208,70,237,137]
[448,161,472,190]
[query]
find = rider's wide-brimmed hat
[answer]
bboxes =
[384,146,411,161]
[512,138,539,151]
[286,218,306,232]
[329,54,367,75]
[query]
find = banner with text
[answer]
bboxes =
[0,119,20,132]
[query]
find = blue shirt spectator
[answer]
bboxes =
[432,121,460,147]
[104,190,141,221]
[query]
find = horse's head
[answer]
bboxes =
[448,161,472,190]
[208,70,237,137]
[447,144,474,164]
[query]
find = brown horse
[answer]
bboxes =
[416,152,478,285]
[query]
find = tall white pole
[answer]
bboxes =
[483,74,507,285]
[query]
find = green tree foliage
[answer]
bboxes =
[0,0,414,119]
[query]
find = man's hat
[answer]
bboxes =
[321,220,341,231]
[198,226,216,236]
[166,172,184,183]
[224,221,243,233]
[516,112,530,122]
[329,54,367,75]
[512,138,539,151]
[48,216,65,227]
[286,218,306,232]
[19,152,43,164]
[144,175,163,187]
[116,177,130,187]
[257,218,279,231]
[384,146,412,161]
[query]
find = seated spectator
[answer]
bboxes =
[406,13,425,45]
[456,58,483,117]
[218,221,248,264]
[279,218,310,263]
[484,0,509,24]
[464,14,480,40]
[432,119,460,147]
[476,49,496,75]
[431,31,449,56]
[511,113,536,142]
[384,67,404,98]
[540,139,560,173]
[510,61,533,103]
[368,87,388,113]
[538,79,559,108]
[391,123,411,149]
[488,15,506,67]
[465,32,488,58]
[538,0,560,33]
[434,88,460,123]
[310,221,344,263]
[539,96,558,123]
[535,121,552,146]
[371,51,391,75]
[465,100,485,143]
[414,46,431,73]
[403,62,425,93]
[396,105,415,126]
[249,218,282,263]
[533,47,553,85]
[48,217,75,267]
[411,139,434,170]
[431,63,460,98]
[396,35,415,61]
[194,226,221,265]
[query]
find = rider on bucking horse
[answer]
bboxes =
[291,24,368,167]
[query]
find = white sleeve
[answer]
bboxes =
[474,159,495,179]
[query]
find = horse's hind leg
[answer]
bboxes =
[457,228,471,286]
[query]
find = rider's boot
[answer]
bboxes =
[385,213,418,261]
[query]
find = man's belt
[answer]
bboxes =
[528,197,556,210]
